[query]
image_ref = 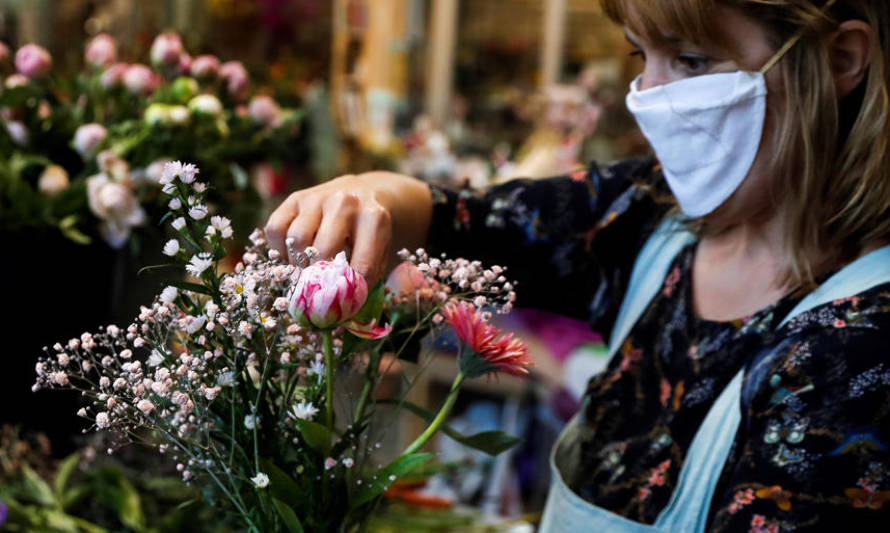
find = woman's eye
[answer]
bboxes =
[676,54,709,73]
[629,48,646,61]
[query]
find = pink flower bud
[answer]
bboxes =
[190,54,220,78]
[123,64,158,95]
[248,95,282,128]
[100,63,129,89]
[150,32,184,68]
[289,252,368,329]
[38,164,69,196]
[218,60,248,99]
[178,53,192,76]
[72,123,108,158]
[15,44,51,79]
[85,33,117,68]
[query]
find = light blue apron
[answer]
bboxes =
[539,217,890,532]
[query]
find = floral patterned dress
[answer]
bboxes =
[427,158,890,532]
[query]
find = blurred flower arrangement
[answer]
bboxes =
[0,33,302,249]
[32,162,531,531]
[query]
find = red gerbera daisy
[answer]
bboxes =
[441,301,533,378]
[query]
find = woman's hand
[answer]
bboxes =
[265,171,433,283]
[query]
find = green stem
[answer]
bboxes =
[401,370,465,456]
[322,329,335,435]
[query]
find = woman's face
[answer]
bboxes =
[626,7,786,225]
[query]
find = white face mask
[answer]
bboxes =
[626,70,768,217]
[622,13,821,218]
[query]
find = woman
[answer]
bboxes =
[266,0,890,530]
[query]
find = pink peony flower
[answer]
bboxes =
[248,95,282,128]
[442,301,533,378]
[190,54,220,78]
[15,44,51,79]
[100,63,129,89]
[72,123,108,158]
[218,60,249,99]
[150,32,184,68]
[123,64,158,95]
[288,251,368,329]
[85,33,117,68]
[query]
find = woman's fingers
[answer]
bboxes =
[265,192,301,257]
[312,191,359,260]
[350,204,392,283]
[285,201,322,260]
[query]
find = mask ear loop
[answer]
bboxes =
[759,0,839,74]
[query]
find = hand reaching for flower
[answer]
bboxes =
[265,171,434,284]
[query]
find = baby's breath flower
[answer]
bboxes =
[251,472,269,488]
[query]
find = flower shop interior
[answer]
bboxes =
[0,1,646,531]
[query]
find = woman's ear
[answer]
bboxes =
[830,20,875,99]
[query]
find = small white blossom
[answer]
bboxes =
[136,399,156,414]
[308,360,325,384]
[171,217,186,230]
[186,253,213,276]
[148,350,165,367]
[179,163,199,183]
[251,472,269,489]
[161,161,183,184]
[210,215,233,238]
[188,204,208,220]
[95,412,110,429]
[244,414,258,430]
[160,286,178,303]
[168,197,182,210]
[289,402,319,421]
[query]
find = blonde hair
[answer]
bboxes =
[601,0,890,286]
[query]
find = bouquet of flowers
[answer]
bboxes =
[0,33,303,250]
[32,161,532,531]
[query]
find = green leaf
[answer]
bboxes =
[22,464,56,506]
[294,418,331,455]
[53,452,81,497]
[352,280,385,325]
[272,498,305,533]
[378,399,522,456]
[351,453,435,508]
[160,279,213,296]
[259,460,300,504]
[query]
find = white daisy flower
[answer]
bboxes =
[289,401,319,421]
[186,253,213,276]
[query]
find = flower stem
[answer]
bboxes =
[322,329,335,434]
[401,370,465,456]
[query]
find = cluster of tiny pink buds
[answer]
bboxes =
[397,248,517,315]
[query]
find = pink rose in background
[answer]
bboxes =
[123,64,157,95]
[190,54,220,78]
[85,33,117,68]
[72,123,108,158]
[248,95,282,128]
[288,252,368,329]
[218,60,249,99]
[150,32,184,68]
[250,162,288,198]
[15,44,51,79]
[100,63,128,89]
